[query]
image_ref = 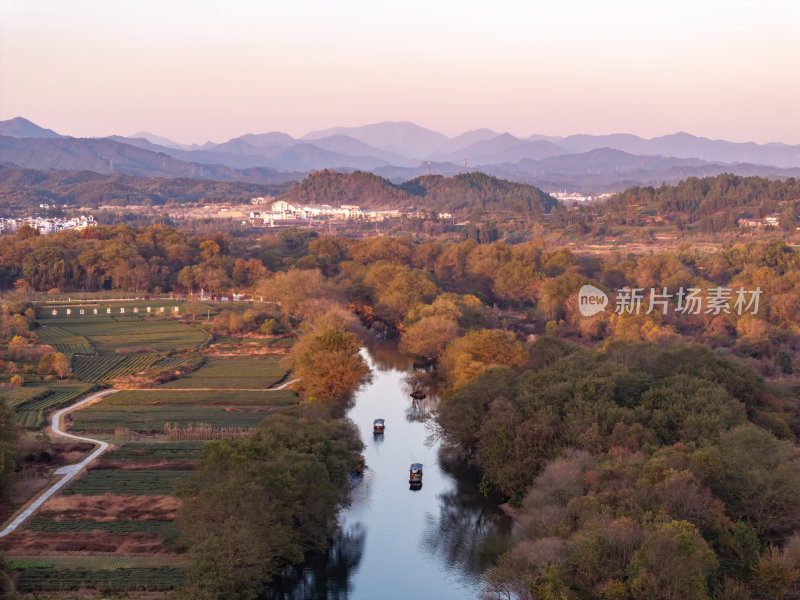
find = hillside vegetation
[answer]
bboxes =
[280,169,556,215]
[0,164,291,209]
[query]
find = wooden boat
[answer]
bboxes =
[409,463,423,486]
[373,419,385,434]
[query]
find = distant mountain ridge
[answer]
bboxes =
[1,117,799,192]
[0,136,302,185]
[0,117,64,139]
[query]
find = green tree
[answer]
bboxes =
[713,425,800,541]
[628,521,718,600]
[175,415,363,600]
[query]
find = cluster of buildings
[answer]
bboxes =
[0,215,97,235]
[550,191,614,204]
[737,214,782,228]
[248,199,439,227]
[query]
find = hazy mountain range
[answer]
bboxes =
[1,117,799,193]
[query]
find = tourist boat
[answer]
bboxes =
[409,463,423,487]
[373,419,385,434]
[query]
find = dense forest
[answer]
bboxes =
[400,171,557,215]
[439,340,800,599]
[567,174,800,235]
[279,169,558,216]
[3,224,800,377]
[279,169,411,208]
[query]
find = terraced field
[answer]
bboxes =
[162,355,287,389]
[1,386,51,411]
[72,353,160,382]
[72,354,205,383]
[33,325,94,357]
[62,469,193,496]
[16,565,186,592]
[26,517,177,535]
[69,389,298,432]
[44,319,211,354]
[12,383,95,429]
[104,441,205,460]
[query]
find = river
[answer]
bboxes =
[265,347,511,600]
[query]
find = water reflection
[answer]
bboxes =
[261,525,366,600]
[266,346,510,599]
[362,339,412,372]
[422,463,511,581]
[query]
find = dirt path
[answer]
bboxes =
[0,389,119,537]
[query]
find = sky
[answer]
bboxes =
[1,0,799,145]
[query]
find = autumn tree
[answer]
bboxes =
[400,315,459,360]
[439,329,526,391]
[282,312,370,413]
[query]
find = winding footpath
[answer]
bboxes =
[0,378,300,537]
[0,389,119,537]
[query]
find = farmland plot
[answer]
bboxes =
[162,355,287,389]
[48,320,210,353]
[26,517,177,536]
[105,441,205,460]
[69,389,298,432]
[62,469,193,496]
[13,383,95,429]
[16,565,186,592]
[33,325,94,356]
[72,353,160,382]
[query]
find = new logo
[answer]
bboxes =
[578,284,608,317]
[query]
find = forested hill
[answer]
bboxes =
[0,165,293,208]
[401,172,558,215]
[280,169,557,215]
[279,170,412,207]
[600,174,800,226]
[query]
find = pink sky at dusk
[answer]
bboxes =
[1,0,798,145]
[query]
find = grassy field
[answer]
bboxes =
[69,389,298,432]
[162,355,287,389]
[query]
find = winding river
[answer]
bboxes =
[266,347,511,599]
